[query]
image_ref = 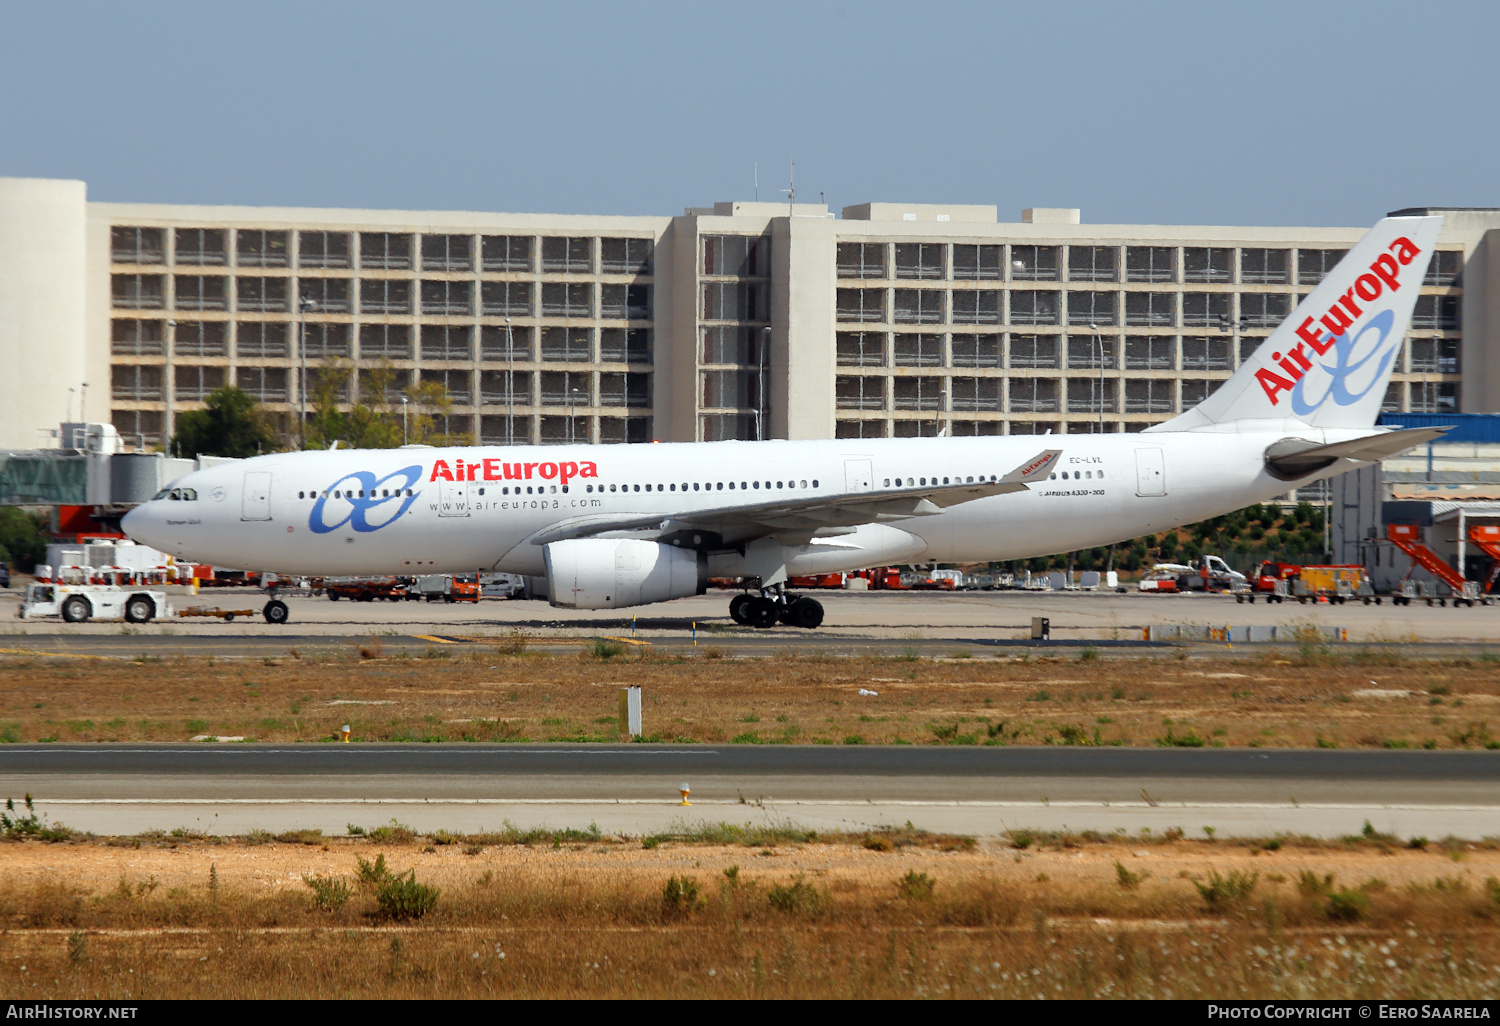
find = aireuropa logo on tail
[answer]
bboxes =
[309,465,423,534]
[1255,236,1422,412]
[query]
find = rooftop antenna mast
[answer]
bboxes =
[754,161,758,202]
[780,158,794,216]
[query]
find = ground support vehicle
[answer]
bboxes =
[20,583,173,624]
[323,577,408,602]
[414,575,481,603]
[1387,523,1490,607]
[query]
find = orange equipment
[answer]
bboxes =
[1467,523,1500,594]
[1387,523,1478,606]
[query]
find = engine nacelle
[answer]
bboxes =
[543,539,707,610]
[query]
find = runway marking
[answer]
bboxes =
[0,648,114,660]
[29,798,1500,811]
[411,634,459,644]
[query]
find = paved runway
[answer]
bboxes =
[6,745,1496,840]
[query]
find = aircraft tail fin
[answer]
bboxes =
[1148,214,1444,431]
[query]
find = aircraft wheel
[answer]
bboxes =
[748,596,780,629]
[790,597,824,629]
[264,600,289,625]
[1375,597,1382,605]
[729,594,752,625]
[124,595,155,623]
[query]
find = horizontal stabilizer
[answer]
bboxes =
[1264,426,1449,480]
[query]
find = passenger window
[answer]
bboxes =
[717,482,724,490]
[943,477,949,484]
[812,479,818,487]
[800,480,807,488]
[633,484,640,492]
[478,487,485,496]
[298,491,304,499]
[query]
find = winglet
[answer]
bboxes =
[1003,449,1063,487]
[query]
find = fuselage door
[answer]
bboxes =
[438,476,470,517]
[844,459,873,493]
[241,472,272,520]
[1135,448,1167,497]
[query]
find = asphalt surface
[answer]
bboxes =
[6,745,1496,839]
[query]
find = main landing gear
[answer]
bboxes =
[728,589,824,630]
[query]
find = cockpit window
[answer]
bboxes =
[167,488,198,501]
[151,488,172,500]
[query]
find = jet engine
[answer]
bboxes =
[543,539,707,610]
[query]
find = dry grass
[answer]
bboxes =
[0,830,1497,998]
[0,646,1498,749]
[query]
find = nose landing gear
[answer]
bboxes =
[728,589,824,629]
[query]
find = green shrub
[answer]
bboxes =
[590,638,625,660]
[1115,861,1149,890]
[661,875,700,916]
[1325,888,1369,921]
[896,870,935,900]
[355,853,393,886]
[767,874,822,915]
[1297,870,1335,897]
[1009,830,1035,850]
[375,871,439,920]
[1193,869,1258,911]
[302,874,351,911]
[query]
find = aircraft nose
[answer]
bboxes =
[122,504,156,545]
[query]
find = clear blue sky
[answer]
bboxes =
[2,1,1494,226]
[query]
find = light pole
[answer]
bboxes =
[504,316,514,446]
[401,395,408,446]
[569,386,580,444]
[938,387,947,437]
[298,296,315,449]
[79,381,88,424]
[757,326,769,441]
[1090,322,1104,431]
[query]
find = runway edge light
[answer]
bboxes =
[679,782,691,806]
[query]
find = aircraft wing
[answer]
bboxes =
[527,448,1062,547]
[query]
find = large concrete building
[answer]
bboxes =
[2,177,1495,457]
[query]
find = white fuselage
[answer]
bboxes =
[122,427,1353,581]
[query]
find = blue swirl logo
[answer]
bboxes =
[1289,309,1398,417]
[308,466,423,534]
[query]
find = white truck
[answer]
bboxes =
[19,582,173,623]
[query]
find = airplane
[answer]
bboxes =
[123,215,1446,630]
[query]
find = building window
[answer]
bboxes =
[1067,335,1117,369]
[893,376,943,411]
[540,326,592,362]
[1425,251,1463,287]
[541,282,595,318]
[482,235,534,272]
[299,231,351,269]
[703,281,767,321]
[835,375,885,410]
[1409,381,1458,413]
[1009,291,1060,326]
[701,326,762,365]
[1181,336,1232,371]
[111,227,164,265]
[1067,377,1117,414]
[836,287,885,323]
[540,370,592,407]
[950,376,1000,412]
[1066,291,1117,326]
[1240,249,1288,284]
[1009,334,1061,369]
[421,234,473,272]
[950,334,1000,368]
[237,229,289,268]
[1239,336,1260,364]
[603,416,651,443]
[360,279,411,315]
[480,414,531,444]
[480,370,531,406]
[111,409,163,448]
[836,332,886,367]
[1068,246,1117,282]
[701,413,754,441]
[111,319,164,357]
[174,364,226,402]
[237,276,288,313]
[174,321,227,357]
[893,289,944,324]
[598,372,650,408]
[952,245,1001,281]
[111,364,163,402]
[421,368,473,406]
[835,420,887,439]
[174,275,228,311]
[1124,335,1175,370]
[894,243,945,280]
[480,325,533,362]
[480,280,533,317]
[702,370,757,410]
[236,366,288,402]
[600,237,654,275]
[1409,338,1460,374]
[702,235,769,276]
[1124,292,1176,327]
[541,236,594,274]
[360,232,412,270]
[1183,247,1233,283]
[237,322,290,359]
[302,322,352,359]
[1297,249,1347,286]
[1412,296,1460,330]
[112,274,165,310]
[1182,292,1230,327]
[600,283,651,320]
[599,328,651,364]
[420,279,472,316]
[892,420,942,438]
[1239,293,1290,329]
[175,228,226,266]
[1180,379,1213,408]
[299,277,350,314]
[1124,379,1174,414]
[836,242,886,279]
[1007,377,1057,413]
[1011,245,1059,281]
[420,325,472,362]
[359,323,411,361]
[952,290,1001,325]
[949,419,1000,436]
[1125,246,1174,283]
[1381,382,1403,413]
[893,333,944,367]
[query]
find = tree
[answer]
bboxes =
[303,359,469,450]
[170,386,276,458]
[0,507,49,572]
